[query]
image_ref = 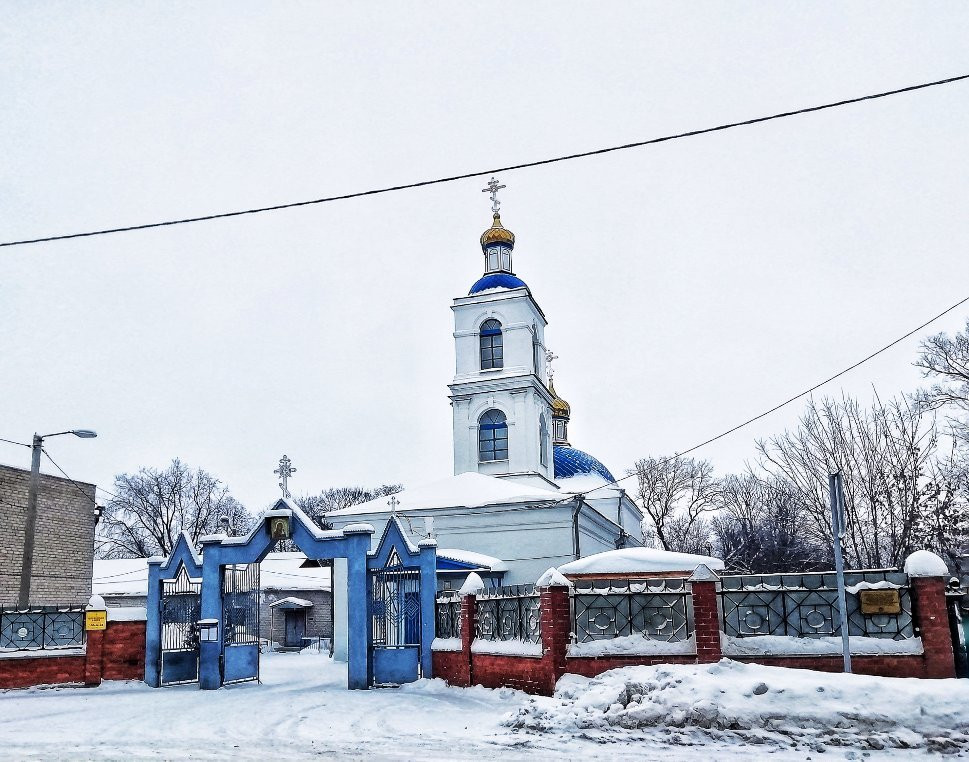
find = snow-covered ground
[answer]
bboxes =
[2,652,968,760]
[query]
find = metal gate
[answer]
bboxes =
[160,565,202,685]
[370,553,422,685]
[222,563,260,684]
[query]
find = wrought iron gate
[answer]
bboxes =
[222,563,260,684]
[370,553,422,685]
[160,565,202,685]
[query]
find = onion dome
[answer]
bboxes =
[548,378,571,421]
[480,212,515,248]
[553,446,617,483]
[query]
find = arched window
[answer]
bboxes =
[479,319,503,370]
[478,409,508,462]
[539,414,549,467]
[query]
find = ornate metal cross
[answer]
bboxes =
[274,454,296,498]
[482,176,506,214]
[388,495,400,516]
[545,349,559,380]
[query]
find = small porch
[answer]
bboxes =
[269,597,314,651]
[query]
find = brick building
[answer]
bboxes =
[0,463,97,606]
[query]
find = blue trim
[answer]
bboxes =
[553,445,616,482]
[469,273,528,294]
[480,319,502,336]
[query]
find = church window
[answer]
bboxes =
[478,409,508,461]
[479,319,503,370]
[539,414,548,466]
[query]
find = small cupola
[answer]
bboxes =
[549,378,571,446]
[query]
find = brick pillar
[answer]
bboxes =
[84,627,104,687]
[912,576,956,679]
[689,565,722,663]
[539,584,571,695]
[458,593,476,688]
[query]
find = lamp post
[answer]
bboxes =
[18,429,97,609]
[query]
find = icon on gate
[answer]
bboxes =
[269,516,291,541]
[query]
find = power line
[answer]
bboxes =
[0,437,30,448]
[3,73,967,249]
[40,448,100,507]
[554,291,969,503]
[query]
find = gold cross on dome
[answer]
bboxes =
[482,177,506,214]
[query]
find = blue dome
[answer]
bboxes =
[553,445,616,482]
[469,272,529,295]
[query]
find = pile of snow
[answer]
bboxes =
[458,572,485,596]
[568,634,696,658]
[722,634,922,656]
[503,660,969,753]
[558,547,724,576]
[437,548,509,572]
[904,550,949,578]
[536,568,571,587]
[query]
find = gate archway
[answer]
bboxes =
[146,501,436,690]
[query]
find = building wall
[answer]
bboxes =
[260,590,333,644]
[0,463,96,605]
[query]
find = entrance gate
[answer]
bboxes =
[369,550,422,685]
[160,565,202,685]
[222,563,260,684]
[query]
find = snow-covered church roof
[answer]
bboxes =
[328,472,561,516]
[558,547,725,576]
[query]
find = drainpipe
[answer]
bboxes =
[572,498,582,560]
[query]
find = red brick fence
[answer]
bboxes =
[432,567,955,696]
[0,609,146,690]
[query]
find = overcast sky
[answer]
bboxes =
[2,3,968,512]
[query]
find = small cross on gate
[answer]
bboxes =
[482,177,506,214]
[388,495,400,516]
[274,454,296,498]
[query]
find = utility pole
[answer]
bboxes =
[829,471,852,673]
[18,429,97,609]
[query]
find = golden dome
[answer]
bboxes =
[480,212,516,248]
[548,378,571,419]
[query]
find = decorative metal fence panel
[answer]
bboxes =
[434,593,462,640]
[475,584,541,644]
[571,578,693,643]
[222,563,260,646]
[371,567,422,648]
[0,606,85,651]
[720,571,914,640]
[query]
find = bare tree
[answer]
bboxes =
[629,455,718,552]
[711,473,828,573]
[756,394,953,569]
[96,458,252,558]
[915,317,969,442]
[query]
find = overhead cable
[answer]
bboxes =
[2,74,967,249]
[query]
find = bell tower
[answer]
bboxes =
[448,179,557,489]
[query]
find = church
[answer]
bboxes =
[327,180,643,593]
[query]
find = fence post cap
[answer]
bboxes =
[903,550,949,578]
[86,594,106,611]
[688,564,720,582]
[459,572,485,596]
[536,567,573,588]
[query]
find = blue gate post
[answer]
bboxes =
[198,540,224,690]
[345,525,374,690]
[145,558,163,687]
[418,538,437,679]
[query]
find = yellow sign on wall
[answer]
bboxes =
[85,610,107,631]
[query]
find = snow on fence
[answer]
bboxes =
[571,577,693,645]
[0,604,86,652]
[719,570,913,642]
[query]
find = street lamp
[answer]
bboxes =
[19,429,98,609]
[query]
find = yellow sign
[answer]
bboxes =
[85,610,107,631]
[859,589,901,615]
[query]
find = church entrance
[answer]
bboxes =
[146,502,437,691]
[369,555,422,685]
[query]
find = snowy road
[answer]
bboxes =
[0,652,945,760]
